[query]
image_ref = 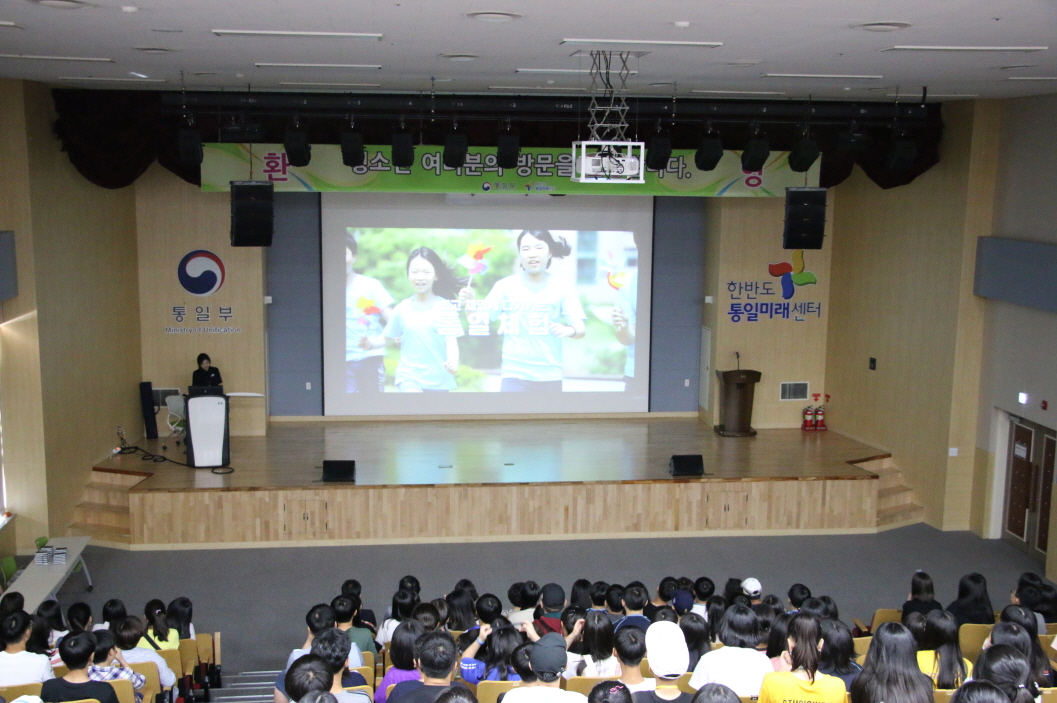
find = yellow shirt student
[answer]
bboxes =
[758,670,847,703]
[136,628,181,650]
[916,650,973,689]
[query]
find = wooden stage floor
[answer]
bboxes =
[100,417,885,492]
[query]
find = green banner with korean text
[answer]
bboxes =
[201,143,818,196]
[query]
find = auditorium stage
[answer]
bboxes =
[85,417,897,550]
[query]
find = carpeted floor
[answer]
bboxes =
[43,524,1039,674]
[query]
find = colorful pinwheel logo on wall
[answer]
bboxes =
[458,244,492,286]
[355,296,381,321]
[768,249,817,300]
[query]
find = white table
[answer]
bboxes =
[5,536,92,612]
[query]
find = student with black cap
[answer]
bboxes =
[533,584,568,636]
[502,633,587,703]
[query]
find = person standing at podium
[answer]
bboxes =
[192,353,222,387]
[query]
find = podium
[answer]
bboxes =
[185,394,230,467]
[714,369,762,437]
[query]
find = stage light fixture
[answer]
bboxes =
[694,134,724,171]
[646,136,672,171]
[341,131,365,168]
[741,135,770,172]
[496,132,520,169]
[443,132,468,168]
[284,126,311,167]
[837,123,870,153]
[391,131,415,168]
[177,128,202,168]
[887,137,917,172]
[788,137,820,172]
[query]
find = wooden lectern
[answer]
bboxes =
[714,369,762,437]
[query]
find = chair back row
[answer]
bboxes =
[0,682,130,703]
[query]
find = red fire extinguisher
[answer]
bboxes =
[814,405,827,431]
[802,406,816,431]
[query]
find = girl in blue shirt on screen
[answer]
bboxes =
[459,229,586,392]
[365,247,464,392]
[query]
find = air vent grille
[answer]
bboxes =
[780,382,809,400]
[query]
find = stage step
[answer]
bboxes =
[68,521,131,543]
[67,467,148,547]
[856,455,925,530]
[877,502,926,529]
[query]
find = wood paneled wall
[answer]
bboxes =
[826,101,1000,530]
[135,165,266,435]
[129,476,877,547]
[700,197,832,428]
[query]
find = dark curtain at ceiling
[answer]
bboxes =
[51,88,942,192]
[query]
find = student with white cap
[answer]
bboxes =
[741,579,763,605]
[632,622,694,703]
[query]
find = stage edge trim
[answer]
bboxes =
[270,411,700,422]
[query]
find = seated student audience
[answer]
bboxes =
[455,580,478,602]
[446,589,478,633]
[652,608,678,624]
[751,605,777,649]
[166,597,196,639]
[286,653,334,703]
[998,605,1055,687]
[758,613,845,703]
[434,687,477,703]
[850,622,933,703]
[571,579,593,610]
[459,622,522,683]
[817,597,839,622]
[1037,581,1057,624]
[740,579,763,606]
[1009,584,1047,635]
[902,572,943,620]
[341,579,378,631]
[644,578,679,621]
[533,584,569,636]
[613,627,654,693]
[761,595,784,615]
[41,632,119,703]
[817,619,861,691]
[766,612,792,672]
[636,621,694,703]
[114,616,177,687]
[509,582,542,626]
[503,632,587,703]
[946,573,996,627]
[334,595,379,656]
[605,585,626,625]
[589,582,610,614]
[787,585,811,613]
[704,598,727,645]
[973,645,1038,703]
[98,599,127,633]
[690,684,740,703]
[566,611,620,679]
[413,602,443,633]
[587,682,633,703]
[616,586,651,633]
[37,600,68,649]
[0,591,24,616]
[389,631,463,703]
[457,593,502,650]
[29,612,59,666]
[508,641,538,693]
[679,613,708,671]
[309,629,370,703]
[671,591,694,619]
[903,612,927,648]
[382,590,422,646]
[376,620,427,703]
[87,630,145,703]
[950,681,1010,703]
[692,579,715,619]
[276,604,364,703]
[797,599,828,621]
[917,610,971,689]
[984,622,1033,660]
[689,605,771,697]
[66,603,93,637]
[139,598,180,649]
[0,610,54,684]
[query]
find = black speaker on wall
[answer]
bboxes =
[230,181,274,247]
[669,454,705,477]
[392,132,415,169]
[140,381,158,440]
[783,187,827,250]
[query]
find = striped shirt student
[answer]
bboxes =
[88,663,147,702]
[89,630,148,703]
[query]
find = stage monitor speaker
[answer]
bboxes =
[284,130,311,167]
[443,133,468,169]
[322,460,356,483]
[0,231,17,302]
[140,381,158,440]
[341,132,365,167]
[669,454,704,477]
[646,136,672,171]
[497,133,520,169]
[177,129,203,168]
[783,187,827,250]
[230,181,274,247]
[392,132,415,168]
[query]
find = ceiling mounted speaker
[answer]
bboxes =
[341,132,365,168]
[496,133,520,169]
[392,132,415,168]
[887,138,917,172]
[788,137,820,173]
[783,187,826,250]
[741,137,770,172]
[443,133,468,168]
[177,128,203,168]
[646,136,672,171]
[284,130,311,167]
[695,135,724,171]
[230,181,274,247]
[837,129,870,153]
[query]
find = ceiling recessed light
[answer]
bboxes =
[561,38,722,48]
[1007,76,1057,81]
[442,53,478,61]
[727,61,760,67]
[279,81,381,87]
[692,89,786,95]
[489,85,587,91]
[151,28,183,33]
[58,76,164,82]
[674,21,691,28]
[431,77,454,82]
[998,64,1037,70]
[0,53,111,61]
[121,5,138,12]
[32,0,88,8]
[128,71,147,77]
[255,62,381,69]
[765,73,883,79]
[466,11,520,22]
[212,29,383,39]
[855,22,911,32]
[135,47,176,54]
[883,45,1047,52]
[0,21,22,27]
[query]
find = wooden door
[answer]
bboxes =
[1005,423,1034,543]
[1036,436,1056,554]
